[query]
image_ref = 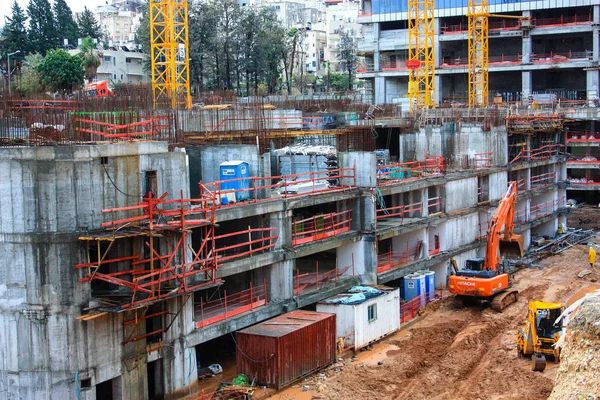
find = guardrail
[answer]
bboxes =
[293,263,352,295]
[510,144,565,165]
[530,171,557,189]
[567,132,600,143]
[377,241,423,274]
[377,201,423,221]
[292,210,352,245]
[377,156,445,186]
[199,165,356,207]
[195,280,268,328]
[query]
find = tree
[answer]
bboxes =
[53,0,79,48]
[27,0,59,54]
[17,53,44,94]
[78,6,102,41]
[36,49,84,92]
[79,37,101,81]
[337,29,358,91]
[2,0,29,59]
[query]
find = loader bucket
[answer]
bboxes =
[499,233,524,258]
[532,353,547,372]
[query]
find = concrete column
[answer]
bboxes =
[374,22,381,72]
[587,71,599,101]
[164,296,198,398]
[339,151,377,188]
[522,71,532,99]
[434,75,442,106]
[336,237,377,284]
[434,18,442,69]
[521,11,532,64]
[374,76,386,104]
[264,259,294,303]
[594,5,600,25]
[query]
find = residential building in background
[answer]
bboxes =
[356,0,599,105]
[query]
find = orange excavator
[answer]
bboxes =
[449,181,524,311]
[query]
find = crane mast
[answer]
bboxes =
[150,0,191,109]
[467,0,489,108]
[407,0,436,112]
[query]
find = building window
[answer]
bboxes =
[367,304,377,322]
[144,170,158,198]
[104,56,111,62]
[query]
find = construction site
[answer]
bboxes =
[1,0,600,400]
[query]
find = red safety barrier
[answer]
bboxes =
[531,51,592,63]
[377,155,445,186]
[377,241,423,274]
[400,295,424,323]
[200,166,356,207]
[195,280,268,328]
[293,262,352,295]
[510,144,565,164]
[567,131,600,143]
[292,210,352,245]
[428,196,443,215]
[533,14,592,27]
[381,60,408,71]
[472,152,493,169]
[530,171,556,188]
[377,201,423,221]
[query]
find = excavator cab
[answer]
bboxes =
[499,233,524,258]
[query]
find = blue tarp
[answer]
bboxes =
[324,286,385,305]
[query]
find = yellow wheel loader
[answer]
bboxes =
[516,301,564,372]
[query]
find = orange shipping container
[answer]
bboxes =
[235,310,336,389]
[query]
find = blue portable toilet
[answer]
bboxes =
[219,160,250,203]
[423,271,436,301]
[403,274,423,302]
[413,272,427,307]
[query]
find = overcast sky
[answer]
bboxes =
[1,0,108,24]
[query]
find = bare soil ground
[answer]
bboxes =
[262,244,600,400]
[566,205,600,231]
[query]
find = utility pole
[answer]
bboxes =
[7,50,21,97]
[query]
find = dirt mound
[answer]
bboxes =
[549,293,600,400]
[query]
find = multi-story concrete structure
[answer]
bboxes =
[0,104,572,399]
[95,4,143,47]
[356,0,600,105]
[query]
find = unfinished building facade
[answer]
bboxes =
[0,99,576,399]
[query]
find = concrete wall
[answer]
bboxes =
[0,143,192,400]
[445,178,478,212]
[489,172,508,201]
[445,214,479,250]
[397,124,508,169]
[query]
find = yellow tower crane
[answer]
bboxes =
[150,0,191,109]
[407,0,435,112]
[467,1,529,108]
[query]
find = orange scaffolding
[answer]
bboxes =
[377,156,445,186]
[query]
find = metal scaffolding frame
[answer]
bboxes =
[467,0,489,108]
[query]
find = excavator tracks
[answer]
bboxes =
[491,289,519,312]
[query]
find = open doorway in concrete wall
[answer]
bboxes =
[147,360,165,400]
[96,376,121,400]
[195,335,237,395]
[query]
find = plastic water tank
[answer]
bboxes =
[423,271,436,301]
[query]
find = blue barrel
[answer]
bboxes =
[423,271,436,301]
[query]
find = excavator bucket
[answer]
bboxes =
[499,233,524,258]
[532,353,547,372]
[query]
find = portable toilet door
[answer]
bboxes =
[403,274,419,302]
[423,271,436,301]
[219,161,251,202]
[414,273,427,307]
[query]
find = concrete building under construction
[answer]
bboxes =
[1,92,593,399]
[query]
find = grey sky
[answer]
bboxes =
[1,0,108,25]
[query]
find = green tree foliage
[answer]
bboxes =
[183,0,288,94]
[337,30,358,91]
[53,0,79,48]
[36,49,84,92]
[2,0,29,59]
[77,6,102,41]
[79,37,101,81]
[17,53,44,94]
[27,0,59,54]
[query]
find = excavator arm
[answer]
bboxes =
[484,181,524,271]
